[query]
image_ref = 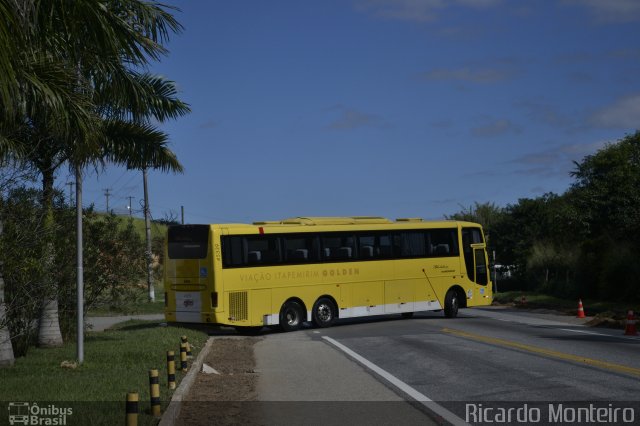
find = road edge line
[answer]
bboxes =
[322,336,468,426]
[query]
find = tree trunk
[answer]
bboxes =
[38,298,63,348]
[0,215,15,366]
[37,166,63,348]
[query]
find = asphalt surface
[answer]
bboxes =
[107,308,639,425]
[253,329,441,425]
[251,306,640,425]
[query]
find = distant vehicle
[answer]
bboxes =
[164,217,493,332]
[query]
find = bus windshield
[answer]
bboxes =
[168,225,209,259]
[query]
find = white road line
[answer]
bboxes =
[559,328,640,341]
[322,336,469,426]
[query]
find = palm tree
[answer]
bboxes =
[1,0,188,350]
[0,0,96,362]
[0,213,14,366]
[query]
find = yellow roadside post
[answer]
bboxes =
[149,369,161,417]
[126,392,138,426]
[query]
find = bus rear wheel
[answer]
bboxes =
[444,289,459,318]
[280,301,304,332]
[312,297,337,328]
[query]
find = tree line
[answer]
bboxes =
[0,0,188,366]
[448,132,640,302]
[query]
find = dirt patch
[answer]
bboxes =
[176,337,261,425]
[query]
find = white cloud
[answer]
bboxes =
[509,141,607,177]
[516,100,572,128]
[327,107,386,130]
[562,0,640,23]
[355,0,501,22]
[590,94,640,129]
[419,66,515,84]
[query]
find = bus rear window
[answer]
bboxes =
[168,225,209,259]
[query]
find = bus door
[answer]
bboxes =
[462,228,488,286]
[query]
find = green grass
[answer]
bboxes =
[87,299,165,316]
[111,214,167,241]
[0,320,208,425]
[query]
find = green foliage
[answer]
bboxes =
[54,210,148,339]
[480,132,640,302]
[1,186,150,354]
[0,187,48,355]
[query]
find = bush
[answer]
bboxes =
[1,186,149,354]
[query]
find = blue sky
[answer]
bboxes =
[73,0,640,223]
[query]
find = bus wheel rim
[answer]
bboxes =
[317,304,331,322]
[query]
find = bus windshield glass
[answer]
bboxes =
[168,225,209,259]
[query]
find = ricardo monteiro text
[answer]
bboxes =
[465,403,635,423]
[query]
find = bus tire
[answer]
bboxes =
[444,289,459,318]
[312,297,337,328]
[280,301,304,332]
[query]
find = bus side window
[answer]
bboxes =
[358,235,376,259]
[246,236,280,265]
[426,229,459,257]
[396,231,426,258]
[321,234,355,261]
[378,234,394,258]
[222,236,244,267]
[282,235,319,263]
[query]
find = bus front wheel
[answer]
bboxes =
[312,297,337,328]
[444,290,459,318]
[280,301,304,332]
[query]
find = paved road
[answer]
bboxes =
[253,307,640,425]
[86,314,164,331]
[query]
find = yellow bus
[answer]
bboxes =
[164,217,492,331]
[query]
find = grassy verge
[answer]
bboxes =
[0,320,208,425]
[493,291,640,327]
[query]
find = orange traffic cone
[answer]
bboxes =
[624,310,638,336]
[577,299,586,318]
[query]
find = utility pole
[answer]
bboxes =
[75,167,84,364]
[493,250,498,293]
[142,169,155,302]
[181,205,184,225]
[127,196,134,217]
[103,188,112,213]
[66,182,74,205]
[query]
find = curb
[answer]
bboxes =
[159,337,214,426]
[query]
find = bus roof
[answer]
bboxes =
[200,217,483,234]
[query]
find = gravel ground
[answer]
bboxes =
[176,337,261,425]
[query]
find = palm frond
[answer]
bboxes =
[101,120,183,173]
[95,71,191,123]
